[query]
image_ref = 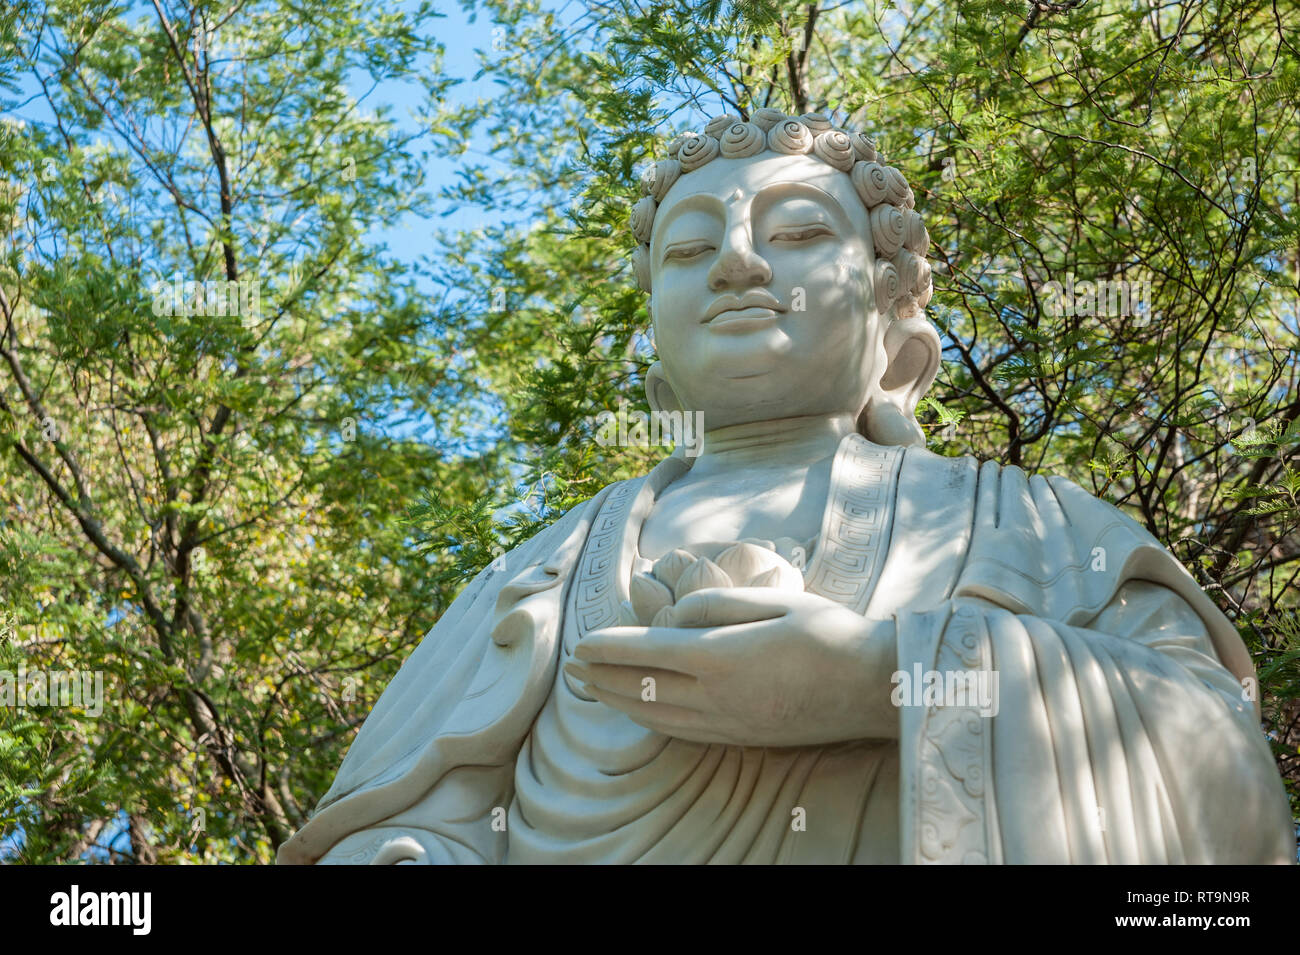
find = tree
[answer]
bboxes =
[0,0,491,862]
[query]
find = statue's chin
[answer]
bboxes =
[676,335,794,384]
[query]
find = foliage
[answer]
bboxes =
[0,0,482,862]
[1,0,1297,861]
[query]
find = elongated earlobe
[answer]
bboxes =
[858,315,941,447]
[860,399,926,446]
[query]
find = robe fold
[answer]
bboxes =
[277,434,1294,864]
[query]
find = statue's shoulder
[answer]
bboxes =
[898,442,1196,625]
[485,478,633,582]
[899,441,1156,543]
[896,442,1256,699]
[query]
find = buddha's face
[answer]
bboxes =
[648,152,880,430]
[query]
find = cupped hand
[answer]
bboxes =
[567,587,898,747]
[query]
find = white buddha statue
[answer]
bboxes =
[279,110,1294,864]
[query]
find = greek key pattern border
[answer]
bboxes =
[573,478,641,634]
[805,435,901,613]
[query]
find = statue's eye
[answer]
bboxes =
[770,225,833,242]
[663,243,713,261]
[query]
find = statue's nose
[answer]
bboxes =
[707,226,772,291]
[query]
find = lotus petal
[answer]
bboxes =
[674,556,732,597]
[619,600,640,626]
[651,548,696,592]
[630,573,674,626]
[651,604,677,628]
[748,563,805,592]
[716,541,780,586]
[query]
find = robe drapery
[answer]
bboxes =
[277,434,1295,864]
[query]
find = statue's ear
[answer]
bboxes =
[858,315,941,447]
[633,245,652,293]
[645,360,683,417]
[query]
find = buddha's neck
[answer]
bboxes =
[687,414,855,476]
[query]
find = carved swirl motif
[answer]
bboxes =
[629,196,657,244]
[850,131,878,163]
[812,129,855,172]
[904,208,929,254]
[768,119,815,155]
[851,161,890,207]
[749,107,787,132]
[666,132,693,158]
[870,204,906,257]
[677,133,720,172]
[799,112,834,133]
[718,122,765,159]
[704,113,741,138]
[881,165,913,208]
[874,260,902,312]
[896,249,924,295]
[640,159,681,202]
[915,607,997,865]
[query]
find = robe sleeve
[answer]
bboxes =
[276,490,607,865]
[896,582,1295,864]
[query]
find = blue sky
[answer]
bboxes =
[2,0,552,275]
[369,1,524,248]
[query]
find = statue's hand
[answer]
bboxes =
[569,588,898,747]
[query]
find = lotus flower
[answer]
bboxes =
[621,541,805,627]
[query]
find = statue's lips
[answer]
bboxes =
[703,306,783,332]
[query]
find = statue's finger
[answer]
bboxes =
[583,685,706,737]
[565,662,701,708]
[576,626,716,670]
[670,587,792,627]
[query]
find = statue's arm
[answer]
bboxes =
[896,581,1295,863]
[1071,581,1293,861]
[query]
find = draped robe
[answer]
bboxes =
[278,434,1294,864]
